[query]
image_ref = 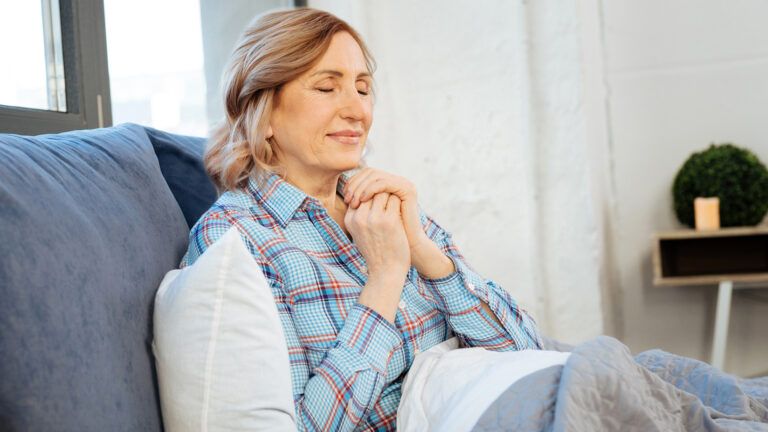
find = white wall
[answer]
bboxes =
[312,0,609,343]
[601,0,768,377]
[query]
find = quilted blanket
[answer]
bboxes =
[472,336,768,431]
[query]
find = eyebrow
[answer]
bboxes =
[310,69,372,79]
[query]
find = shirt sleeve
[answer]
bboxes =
[413,210,543,352]
[185,209,403,432]
[289,303,403,431]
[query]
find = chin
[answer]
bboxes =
[334,162,361,173]
[327,154,362,173]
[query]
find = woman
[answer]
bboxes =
[182,8,542,431]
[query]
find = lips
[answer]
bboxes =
[327,130,362,145]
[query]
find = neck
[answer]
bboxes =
[282,168,343,211]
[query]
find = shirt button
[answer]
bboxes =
[414,347,421,355]
[467,282,476,293]
[398,300,407,310]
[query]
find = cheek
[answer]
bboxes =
[364,102,374,126]
[307,105,337,135]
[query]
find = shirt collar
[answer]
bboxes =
[247,171,351,228]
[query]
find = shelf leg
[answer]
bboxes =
[711,280,733,371]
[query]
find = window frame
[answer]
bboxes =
[0,0,111,134]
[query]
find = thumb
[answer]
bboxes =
[344,206,355,225]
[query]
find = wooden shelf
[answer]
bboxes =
[651,225,768,371]
[654,226,768,240]
[653,226,768,286]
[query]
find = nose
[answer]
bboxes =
[338,86,368,122]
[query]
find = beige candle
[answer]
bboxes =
[694,197,720,230]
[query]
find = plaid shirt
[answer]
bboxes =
[181,172,542,431]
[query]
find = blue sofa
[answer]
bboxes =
[0,124,217,431]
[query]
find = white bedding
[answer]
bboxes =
[396,338,570,432]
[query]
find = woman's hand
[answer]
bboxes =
[345,193,411,322]
[343,168,430,253]
[343,168,455,279]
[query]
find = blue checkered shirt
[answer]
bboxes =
[181,172,542,431]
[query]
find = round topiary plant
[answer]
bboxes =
[672,143,768,228]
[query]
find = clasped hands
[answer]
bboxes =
[342,168,454,280]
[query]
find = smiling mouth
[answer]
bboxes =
[327,132,362,145]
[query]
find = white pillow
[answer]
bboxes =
[153,226,296,431]
[397,338,570,431]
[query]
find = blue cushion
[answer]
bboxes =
[0,124,189,431]
[143,126,218,228]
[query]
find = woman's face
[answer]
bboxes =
[269,31,373,178]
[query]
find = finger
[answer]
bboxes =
[358,176,413,206]
[343,168,371,198]
[352,196,372,221]
[344,201,356,220]
[353,177,388,208]
[385,194,402,215]
[348,172,382,208]
[370,192,390,214]
[344,168,376,203]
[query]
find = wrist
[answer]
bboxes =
[366,270,407,287]
[358,275,405,324]
[410,237,455,280]
[408,234,435,262]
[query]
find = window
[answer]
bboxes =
[0,0,303,135]
[0,0,111,135]
[104,0,208,136]
[0,0,65,111]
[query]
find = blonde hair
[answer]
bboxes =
[205,8,375,191]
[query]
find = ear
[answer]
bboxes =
[265,124,274,140]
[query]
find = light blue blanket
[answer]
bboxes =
[472,336,768,431]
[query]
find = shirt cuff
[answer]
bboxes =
[420,255,489,312]
[334,303,403,374]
